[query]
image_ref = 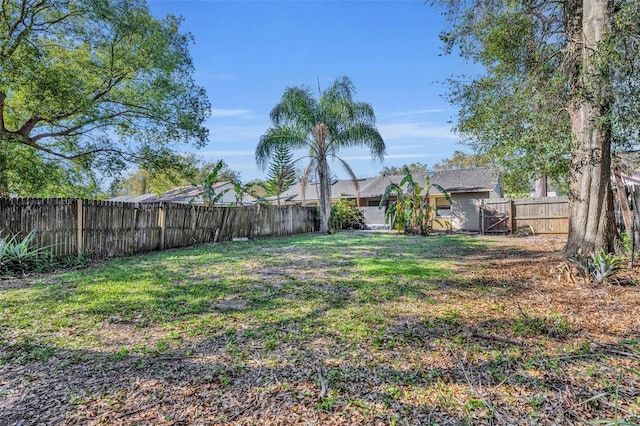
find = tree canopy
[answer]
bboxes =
[0,138,101,197]
[381,162,430,176]
[439,0,639,253]
[256,76,385,233]
[442,0,571,197]
[0,0,210,184]
[111,155,240,197]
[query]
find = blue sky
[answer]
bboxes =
[148,0,475,182]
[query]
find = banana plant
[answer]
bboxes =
[378,166,450,235]
[232,180,268,206]
[198,160,232,206]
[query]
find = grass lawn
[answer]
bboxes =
[1,231,639,425]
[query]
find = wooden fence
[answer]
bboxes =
[0,198,319,257]
[481,196,569,234]
[614,185,640,247]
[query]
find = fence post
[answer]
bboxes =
[76,198,83,256]
[480,200,485,234]
[158,203,165,250]
[509,200,515,234]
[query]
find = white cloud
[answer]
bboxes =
[386,144,428,152]
[196,150,256,157]
[339,153,438,161]
[210,108,252,117]
[378,122,458,141]
[387,108,449,116]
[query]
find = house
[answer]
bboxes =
[273,168,503,231]
[109,182,240,205]
[108,193,158,203]
[155,182,238,205]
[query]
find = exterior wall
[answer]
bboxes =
[451,191,490,231]
[218,183,238,205]
[358,196,385,225]
[285,190,497,232]
[426,195,451,231]
[359,206,387,226]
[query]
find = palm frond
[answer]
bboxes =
[336,157,361,207]
[299,161,316,202]
[256,126,308,169]
[332,124,385,161]
[271,86,318,129]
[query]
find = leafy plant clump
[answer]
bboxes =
[0,230,54,275]
[567,248,625,284]
[378,166,451,235]
[330,199,367,230]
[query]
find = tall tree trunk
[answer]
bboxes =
[534,175,548,197]
[317,156,332,233]
[313,124,333,234]
[565,0,617,255]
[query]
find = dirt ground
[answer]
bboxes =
[1,233,639,425]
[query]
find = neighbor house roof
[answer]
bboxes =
[155,185,204,203]
[274,168,501,203]
[108,182,236,205]
[108,193,158,203]
[155,182,236,204]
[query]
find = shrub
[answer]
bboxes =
[0,230,55,275]
[330,199,367,230]
[567,248,625,284]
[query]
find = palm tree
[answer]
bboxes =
[256,76,385,233]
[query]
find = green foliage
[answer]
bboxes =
[232,180,268,206]
[381,162,430,176]
[440,0,570,195]
[330,199,366,230]
[0,0,210,178]
[568,249,626,284]
[606,1,640,150]
[192,159,241,187]
[265,142,296,201]
[439,0,640,252]
[199,160,233,206]
[0,139,102,198]
[512,311,572,338]
[0,230,54,275]
[432,150,489,171]
[256,76,385,233]
[379,166,451,235]
[112,155,240,197]
[621,231,633,255]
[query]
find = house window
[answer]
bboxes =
[435,197,451,217]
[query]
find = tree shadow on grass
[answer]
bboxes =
[7,232,633,424]
[2,310,638,425]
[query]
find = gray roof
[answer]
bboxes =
[156,185,204,203]
[108,193,158,203]
[419,168,500,193]
[156,182,241,204]
[109,182,240,205]
[275,168,500,202]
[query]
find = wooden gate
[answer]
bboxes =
[480,197,569,235]
[481,199,511,234]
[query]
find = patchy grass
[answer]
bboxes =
[1,231,639,425]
